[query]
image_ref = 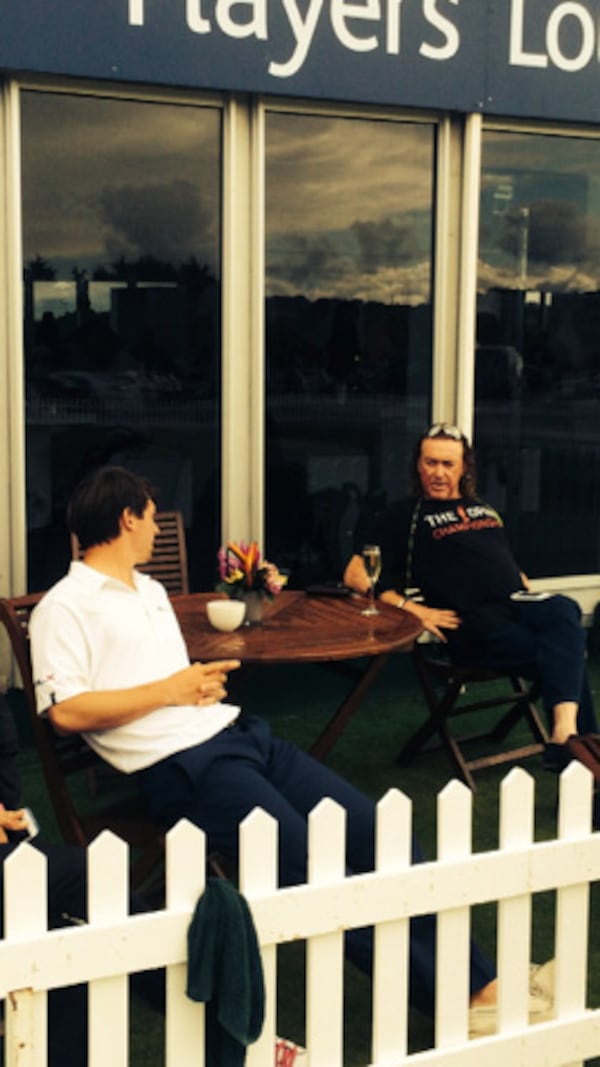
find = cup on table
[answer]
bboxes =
[206,599,246,632]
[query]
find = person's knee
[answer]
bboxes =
[552,594,583,625]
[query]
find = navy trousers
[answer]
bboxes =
[137,716,496,1016]
[464,595,597,734]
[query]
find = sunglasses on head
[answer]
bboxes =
[426,423,463,440]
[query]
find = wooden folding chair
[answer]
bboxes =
[71,509,189,595]
[0,593,164,889]
[398,640,549,790]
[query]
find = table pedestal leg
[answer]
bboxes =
[309,654,390,761]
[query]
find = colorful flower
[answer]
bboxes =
[216,541,288,600]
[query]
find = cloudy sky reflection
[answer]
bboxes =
[266,112,434,305]
[20,92,600,312]
[21,91,221,278]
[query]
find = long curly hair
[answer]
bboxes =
[410,423,477,498]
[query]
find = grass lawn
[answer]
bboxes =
[10,641,600,1065]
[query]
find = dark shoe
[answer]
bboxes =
[542,742,572,773]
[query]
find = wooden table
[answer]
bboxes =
[171,590,422,760]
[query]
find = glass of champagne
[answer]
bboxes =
[361,544,381,616]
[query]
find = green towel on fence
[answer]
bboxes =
[187,878,265,1067]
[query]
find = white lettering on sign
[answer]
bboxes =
[128,0,145,26]
[547,3,594,71]
[187,0,211,33]
[125,0,600,85]
[331,0,380,55]
[128,0,461,77]
[510,0,597,72]
[216,0,268,40]
[269,0,326,76]
[420,0,460,61]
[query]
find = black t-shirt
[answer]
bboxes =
[368,496,525,644]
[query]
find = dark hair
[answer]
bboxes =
[410,424,477,497]
[67,466,156,551]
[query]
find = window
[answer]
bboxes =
[265,111,434,584]
[21,90,221,590]
[477,129,600,575]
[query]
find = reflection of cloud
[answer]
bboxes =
[265,117,433,304]
[266,113,433,233]
[267,258,431,305]
[267,203,430,304]
[31,280,76,318]
[268,233,338,289]
[21,92,220,274]
[99,179,215,264]
[478,259,600,294]
[351,218,420,273]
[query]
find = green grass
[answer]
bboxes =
[9,647,600,1064]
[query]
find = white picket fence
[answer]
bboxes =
[2,764,600,1067]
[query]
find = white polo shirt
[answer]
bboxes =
[30,562,240,773]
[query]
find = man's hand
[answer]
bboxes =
[343,555,371,595]
[0,805,28,842]
[413,605,461,642]
[166,660,241,707]
[379,590,461,642]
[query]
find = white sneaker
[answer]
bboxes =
[529,959,555,1004]
[467,977,550,1037]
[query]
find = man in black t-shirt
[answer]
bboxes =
[344,423,598,759]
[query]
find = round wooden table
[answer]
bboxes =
[172,589,422,759]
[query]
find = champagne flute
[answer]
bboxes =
[361,544,381,616]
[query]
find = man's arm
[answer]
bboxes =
[48,659,241,735]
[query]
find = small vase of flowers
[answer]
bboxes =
[216,541,288,624]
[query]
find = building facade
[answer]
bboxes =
[2,0,600,598]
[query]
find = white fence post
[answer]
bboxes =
[436,780,473,1046]
[241,807,279,1067]
[555,762,594,1067]
[4,843,48,1067]
[372,788,412,1065]
[165,819,207,1067]
[88,832,130,1067]
[306,799,346,1066]
[497,767,535,1032]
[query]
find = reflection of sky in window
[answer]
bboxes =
[31,280,179,318]
[265,113,434,305]
[480,132,600,294]
[21,92,221,279]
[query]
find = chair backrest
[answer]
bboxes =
[71,509,189,595]
[0,593,94,847]
[0,594,164,883]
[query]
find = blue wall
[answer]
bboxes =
[2,0,600,121]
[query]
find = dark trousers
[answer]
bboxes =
[465,595,598,734]
[137,717,496,1016]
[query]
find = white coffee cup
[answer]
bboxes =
[206,599,246,632]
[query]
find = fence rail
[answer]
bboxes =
[2,764,600,1066]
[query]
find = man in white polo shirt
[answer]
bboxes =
[30,465,553,1035]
